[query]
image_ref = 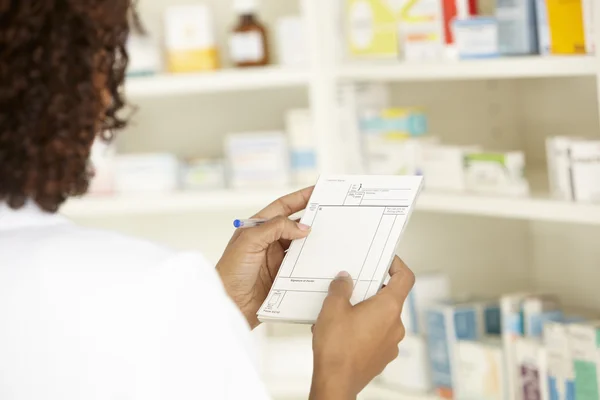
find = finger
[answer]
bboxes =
[253,187,314,219]
[380,257,415,306]
[389,256,405,277]
[279,219,303,246]
[279,218,303,249]
[242,216,311,247]
[327,271,354,300]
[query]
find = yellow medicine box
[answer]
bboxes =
[165,5,220,73]
[547,0,586,54]
[347,0,400,57]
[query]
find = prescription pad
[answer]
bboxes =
[257,175,423,324]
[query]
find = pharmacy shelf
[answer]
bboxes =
[64,190,600,226]
[337,56,597,82]
[418,191,600,225]
[62,189,302,218]
[126,67,310,97]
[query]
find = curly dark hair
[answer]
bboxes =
[0,0,135,213]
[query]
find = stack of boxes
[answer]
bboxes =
[345,0,595,62]
[378,279,600,400]
[547,137,600,203]
[427,298,502,399]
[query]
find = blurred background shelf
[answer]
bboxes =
[337,56,597,82]
[63,190,600,225]
[418,192,600,225]
[62,189,302,218]
[126,67,310,97]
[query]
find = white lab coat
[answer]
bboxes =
[0,203,270,400]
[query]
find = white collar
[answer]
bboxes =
[0,201,70,231]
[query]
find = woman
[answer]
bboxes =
[0,1,415,399]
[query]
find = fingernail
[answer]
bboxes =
[297,223,311,231]
[336,271,351,279]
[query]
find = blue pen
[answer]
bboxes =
[233,219,269,229]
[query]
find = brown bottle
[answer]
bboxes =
[230,0,270,67]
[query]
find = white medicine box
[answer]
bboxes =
[421,145,480,192]
[225,132,291,189]
[456,338,506,400]
[402,272,451,335]
[570,140,600,203]
[114,153,181,194]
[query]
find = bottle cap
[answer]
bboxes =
[233,0,258,14]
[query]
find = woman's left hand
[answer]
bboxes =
[216,187,313,329]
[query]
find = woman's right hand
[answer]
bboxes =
[310,257,415,400]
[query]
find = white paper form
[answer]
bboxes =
[257,175,423,324]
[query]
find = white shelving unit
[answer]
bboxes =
[127,67,309,97]
[337,55,597,82]
[64,189,296,217]
[64,190,600,226]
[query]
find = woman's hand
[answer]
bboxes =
[216,187,314,329]
[310,257,415,399]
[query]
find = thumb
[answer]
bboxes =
[327,271,354,300]
[245,216,311,246]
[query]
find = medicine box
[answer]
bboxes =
[127,35,161,77]
[225,132,290,189]
[545,321,576,400]
[347,0,399,58]
[464,151,530,197]
[569,321,600,400]
[165,5,219,73]
[441,0,479,58]
[380,334,432,393]
[547,0,586,54]
[402,272,451,335]
[523,295,562,339]
[181,159,225,191]
[286,109,318,186]
[277,17,308,67]
[502,293,533,400]
[426,299,492,399]
[569,140,600,203]
[365,136,438,176]
[515,337,549,400]
[399,0,445,62]
[453,17,499,59]
[546,137,577,202]
[496,0,538,55]
[456,338,506,400]
[535,0,551,55]
[421,145,480,192]
[338,83,390,174]
[114,153,180,194]
[360,107,428,138]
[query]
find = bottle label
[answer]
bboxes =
[230,32,264,63]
